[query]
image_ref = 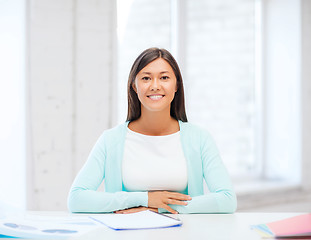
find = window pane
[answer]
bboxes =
[117,0,171,123]
[185,0,256,176]
[117,0,257,177]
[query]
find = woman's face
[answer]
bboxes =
[133,58,177,114]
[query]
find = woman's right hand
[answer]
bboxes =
[148,191,192,214]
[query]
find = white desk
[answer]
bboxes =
[1,212,306,240]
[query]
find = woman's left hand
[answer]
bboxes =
[115,207,158,214]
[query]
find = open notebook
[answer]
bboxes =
[90,210,182,230]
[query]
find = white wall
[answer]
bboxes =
[0,0,26,209]
[27,0,116,210]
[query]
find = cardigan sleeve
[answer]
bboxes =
[67,132,148,213]
[159,129,237,214]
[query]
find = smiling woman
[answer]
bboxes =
[127,48,187,125]
[127,49,185,136]
[133,59,177,114]
[67,48,237,214]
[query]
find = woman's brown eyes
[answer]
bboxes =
[141,76,169,80]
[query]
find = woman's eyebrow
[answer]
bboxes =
[141,71,170,74]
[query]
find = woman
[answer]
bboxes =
[68,48,237,214]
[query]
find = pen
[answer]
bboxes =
[152,211,181,222]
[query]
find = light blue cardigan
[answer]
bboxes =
[68,121,237,213]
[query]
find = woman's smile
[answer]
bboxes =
[147,94,165,101]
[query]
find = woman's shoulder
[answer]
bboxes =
[96,122,128,145]
[179,121,215,143]
[102,122,127,136]
[179,121,210,135]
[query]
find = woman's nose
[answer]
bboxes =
[150,78,160,91]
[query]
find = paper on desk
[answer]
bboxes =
[0,214,101,239]
[91,210,182,230]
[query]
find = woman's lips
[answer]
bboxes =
[147,94,164,100]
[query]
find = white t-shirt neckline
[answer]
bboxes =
[127,127,180,138]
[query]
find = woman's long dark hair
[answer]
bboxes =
[126,47,188,122]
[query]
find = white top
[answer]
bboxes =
[122,128,188,192]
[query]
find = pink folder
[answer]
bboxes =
[266,214,311,237]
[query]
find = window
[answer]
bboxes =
[117,0,172,122]
[116,0,302,184]
[117,0,257,178]
[185,0,256,177]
